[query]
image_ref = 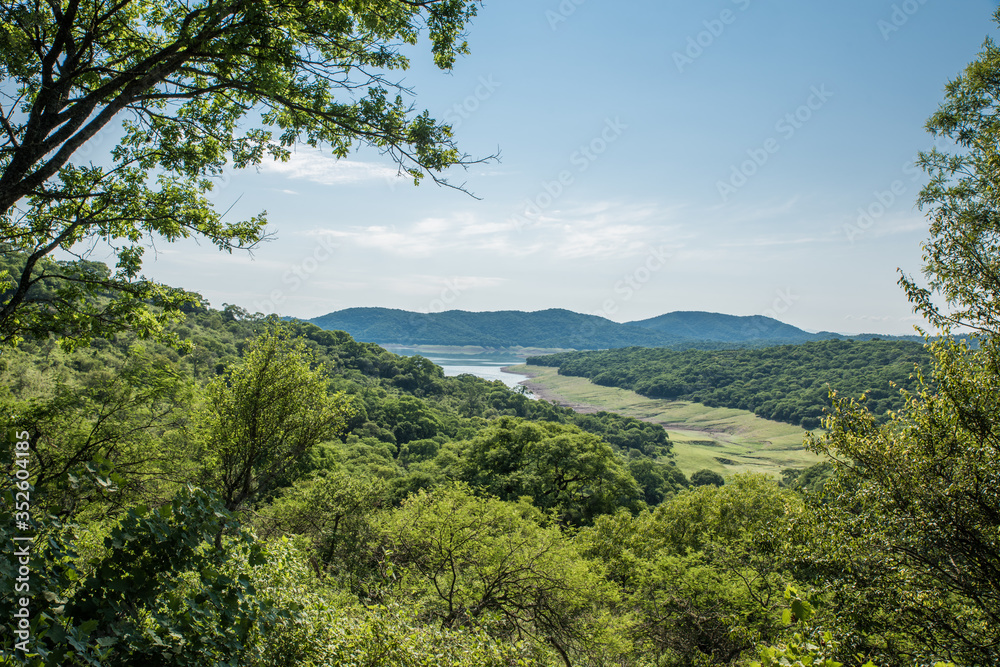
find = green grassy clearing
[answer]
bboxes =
[511,364,823,478]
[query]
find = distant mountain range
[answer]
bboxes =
[305,308,920,351]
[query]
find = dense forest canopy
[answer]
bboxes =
[0,290,696,664]
[529,340,932,429]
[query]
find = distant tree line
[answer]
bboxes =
[529,340,931,429]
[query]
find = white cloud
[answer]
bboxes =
[261,147,400,185]
[316,200,687,261]
[542,202,684,260]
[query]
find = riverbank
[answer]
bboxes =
[382,344,571,357]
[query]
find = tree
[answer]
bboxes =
[628,457,688,506]
[376,484,625,666]
[0,486,280,666]
[256,470,388,595]
[578,475,807,666]
[0,0,484,347]
[458,416,643,525]
[201,328,352,511]
[7,344,195,518]
[808,12,1000,664]
[690,468,724,487]
[809,347,1000,665]
[901,8,1000,336]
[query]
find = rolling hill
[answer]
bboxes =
[625,311,820,344]
[307,307,677,349]
[306,308,914,350]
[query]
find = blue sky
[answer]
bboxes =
[140,0,999,336]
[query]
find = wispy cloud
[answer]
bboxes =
[336,200,679,259]
[261,147,400,185]
[318,201,686,261]
[871,215,928,237]
[384,274,509,297]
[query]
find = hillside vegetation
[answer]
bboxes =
[309,307,920,350]
[515,363,821,478]
[529,340,931,429]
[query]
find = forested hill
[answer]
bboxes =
[528,339,932,428]
[308,307,918,349]
[628,311,819,343]
[309,307,674,349]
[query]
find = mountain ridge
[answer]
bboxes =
[306,307,920,350]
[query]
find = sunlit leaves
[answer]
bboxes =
[0,0,483,347]
[200,328,353,511]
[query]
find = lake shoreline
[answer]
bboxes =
[503,364,599,412]
[382,344,572,357]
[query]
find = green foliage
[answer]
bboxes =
[0,0,483,348]
[377,395,442,445]
[780,462,834,493]
[749,588,855,667]
[532,340,930,427]
[579,475,807,666]
[233,535,539,667]
[807,338,1000,665]
[690,469,725,487]
[200,328,353,511]
[2,344,196,517]
[256,470,388,597]
[0,484,535,667]
[0,486,280,666]
[628,457,689,506]
[901,7,1000,335]
[456,416,643,525]
[375,483,626,665]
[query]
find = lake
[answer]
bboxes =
[392,348,532,393]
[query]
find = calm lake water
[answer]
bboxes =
[393,349,532,392]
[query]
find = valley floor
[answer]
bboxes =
[510,364,823,477]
